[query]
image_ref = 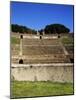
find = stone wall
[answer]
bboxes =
[11,64,73,83]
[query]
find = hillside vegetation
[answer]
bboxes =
[11,24,37,34]
[11,23,71,34]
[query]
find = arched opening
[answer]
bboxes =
[40,35,42,39]
[20,35,23,39]
[58,35,60,38]
[30,65,33,68]
[70,58,74,63]
[19,59,23,64]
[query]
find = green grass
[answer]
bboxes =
[11,81,73,98]
[60,36,73,45]
[11,37,20,44]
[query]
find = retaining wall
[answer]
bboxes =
[11,64,73,83]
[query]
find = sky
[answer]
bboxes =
[11,2,74,32]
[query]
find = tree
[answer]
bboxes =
[11,24,37,34]
[44,24,70,34]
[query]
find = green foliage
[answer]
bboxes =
[60,36,74,45]
[11,81,73,98]
[11,24,70,34]
[11,24,37,34]
[11,37,20,44]
[11,23,70,35]
[44,24,70,34]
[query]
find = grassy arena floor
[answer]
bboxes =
[11,81,74,98]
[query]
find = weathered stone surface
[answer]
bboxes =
[11,65,73,83]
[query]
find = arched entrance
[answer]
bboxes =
[19,59,24,64]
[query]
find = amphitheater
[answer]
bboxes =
[11,32,74,83]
